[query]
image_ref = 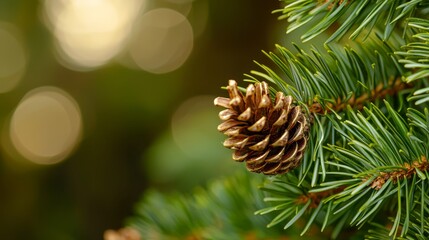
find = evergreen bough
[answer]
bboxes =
[121,1,429,239]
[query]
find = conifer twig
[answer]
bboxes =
[296,187,344,209]
[309,77,410,114]
[367,156,429,190]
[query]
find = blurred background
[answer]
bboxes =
[0,0,283,239]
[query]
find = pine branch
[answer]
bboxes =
[126,171,286,240]
[257,102,429,238]
[324,102,429,237]
[247,38,404,111]
[275,0,429,43]
[124,1,429,239]
[245,38,407,185]
[396,17,429,105]
[310,77,409,114]
[367,157,429,190]
[255,174,351,238]
[366,182,429,239]
[397,17,429,83]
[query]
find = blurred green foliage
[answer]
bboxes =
[0,0,280,239]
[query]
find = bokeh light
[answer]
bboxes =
[145,95,233,188]
[0,23,26,93]
[153,0,193,16]
[0,1,283,239]
[42,0,145,70]
[164,0,194,4]
[186,0,209,38]
[129,8,194,74]
[9,87,82,165]
[171,95,221,158]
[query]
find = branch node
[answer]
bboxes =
[368,156,429,190]
[309,77,410,115]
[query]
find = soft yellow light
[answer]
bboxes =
[129,8,194,74]
[153,0,193,16]
[164,0,194,4]
[10,87,82,165]
[0,23,26,93]
[43,0,145,70]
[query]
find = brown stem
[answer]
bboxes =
[367,156,429,190]
[309,77,411,115]
[295,187,345,209]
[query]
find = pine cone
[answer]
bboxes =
[214,80,310,175]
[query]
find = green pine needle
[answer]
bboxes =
[276,0,428,43]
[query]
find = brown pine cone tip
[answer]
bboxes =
[214,80,310,175]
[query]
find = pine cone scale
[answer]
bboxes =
[246,151,270,165]
[248,135,270,151]
[287,106,301,130]
[247,116,267,132]
[232,150,249,161]
[214,97,231,108]
[217,119,245,132]
[238,107,252,121]
[271,130,289,147]
[264,162,283,175]
[223,137,243,149]
[224,126,244,136]
[297,138,307,152]
[219,109,237,120]
[246,161,267,172]
[265,147,285,163]
[230,97,244,112]
[259,95,271,108]
[282,144,299,162]
[215,80,310,175]
[272,109,288,127]
[289,122,305,143]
